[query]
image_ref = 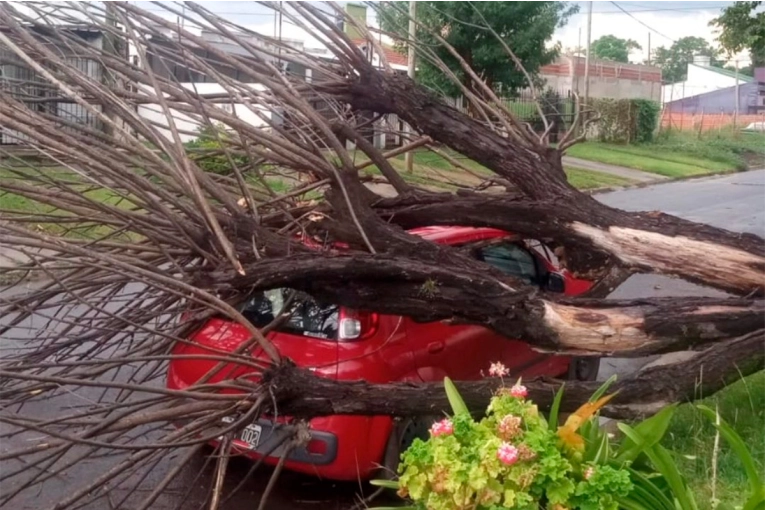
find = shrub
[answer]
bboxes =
[373,370,765,510]
[590,99,660,144]
[184,124,248,175]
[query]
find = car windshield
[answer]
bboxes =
[238,288,339,339]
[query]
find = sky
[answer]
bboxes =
[132,1,746,64]
[138,0,732,61]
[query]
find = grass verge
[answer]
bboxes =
[663,370,765,509]
[564,167,633,190]
[565,130,765,178]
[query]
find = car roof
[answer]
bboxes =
[408,226,510,245]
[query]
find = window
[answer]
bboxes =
[238,289,339,340]
[477,243,539,285]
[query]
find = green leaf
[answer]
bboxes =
[621,467,676,510]
[590,374,617,402]
[369,479,400,489]
[742,493,765,510]
[444,377,469,416]
[368,507,418,510]
[618,423,698,510]
[592,429,611,464]
[697,405,765,505]
[615,405,677,464]
[548,383,565,428]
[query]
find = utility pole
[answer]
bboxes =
[647,32,651,65]
[583,1,593,105]
[734,59,740,128]
[103,2,124,139]
[575,26,581,93]
[405,0,416,173]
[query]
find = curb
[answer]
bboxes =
[589,166,755,195]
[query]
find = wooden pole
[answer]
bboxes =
[583,1,592,104]
[734,60,740,129]
[405,0,416,173]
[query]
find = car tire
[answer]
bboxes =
[568,357,601,381]
[379,416,436,479]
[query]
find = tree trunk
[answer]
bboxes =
[264,329,764,420]
[320,73,765,296]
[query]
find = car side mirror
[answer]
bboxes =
[547,272,566,293]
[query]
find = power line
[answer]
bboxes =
[609,2,675,41]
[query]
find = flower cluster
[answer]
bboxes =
[497,442,520,465]
[488,361,509,377]
[497,414,522,440]
[393,366,633,510]
[428,418,453,437]
[510,384,528,399]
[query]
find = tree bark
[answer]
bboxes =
[319,73,765,296]
[264,329,764,420]
[200,254,763,356]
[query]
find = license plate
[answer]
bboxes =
[221,416,262,449]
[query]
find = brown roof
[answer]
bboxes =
[351,39,408,67]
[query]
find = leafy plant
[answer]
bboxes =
[589,99,659,144]
[375,377,631,509]
[373,372,765,510]
[184,123,248,175]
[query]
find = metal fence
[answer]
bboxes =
[1,52,104,145]
[375,88,578,149]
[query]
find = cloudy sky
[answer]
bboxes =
[133,1,744,63]
[560,1,740,63]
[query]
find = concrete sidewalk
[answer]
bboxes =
[562,156,667,183]
[0,245,58,283]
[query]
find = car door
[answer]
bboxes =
[473,240,571,378]
[408,239,556,382]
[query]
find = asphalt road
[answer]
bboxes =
[1,170,763,510]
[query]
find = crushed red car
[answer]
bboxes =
[166,226,596,480]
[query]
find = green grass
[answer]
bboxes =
[0,166,140,240]
[566,130,765,178]
[566,142,735,178]
[564,166,633,189]
[662,370,765,508]
[359,149,632,191]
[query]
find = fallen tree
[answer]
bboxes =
[0,2,762,509]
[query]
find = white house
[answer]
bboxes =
[137,83,270,143]
[662,56,754,104]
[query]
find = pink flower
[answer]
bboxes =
[510,384,528,399]
[429,418,454,437]
[584,466,595,480]
[488,361,509,378]
[497,442,519,465]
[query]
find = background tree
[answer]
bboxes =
[653,36,722,83]
[712,1,765,67]
[590,34,641,63]
[378,1,577,96]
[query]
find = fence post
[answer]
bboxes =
[697,109,704,139]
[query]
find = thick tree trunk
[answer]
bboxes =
[320,73,765,296]
[264,329,764,420]
[201,254,763,356]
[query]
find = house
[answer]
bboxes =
[663,66,765,115]
[0,25,108,145]
[540,56,662,101]
[661,56,755,105]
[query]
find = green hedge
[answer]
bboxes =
[184,124,247,175]
[590,98,660,144]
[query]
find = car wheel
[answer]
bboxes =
[568,357,600,381]
[380,416,435,479]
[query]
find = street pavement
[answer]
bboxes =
[1,169,763,509]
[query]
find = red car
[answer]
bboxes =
[167,227,596,481]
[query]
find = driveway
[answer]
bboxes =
[1,170,763,509]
